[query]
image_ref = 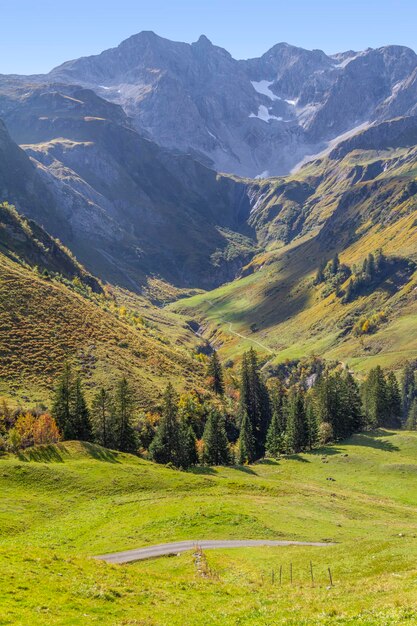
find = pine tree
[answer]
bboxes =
[91,388,114,448]
[386,372,402,428]
[207,351,225,396]
[239,349,271,458]
[202,410,230,465]
[52,362,74,439]
[113,377,137,453]
[331,253,340,275]
[315,261,326,285]
[72,376,92,441]
[405,398,417,430]
[179,424,198,468]
[238,410,255,464]
[367,253,375,278]
[401,361,415,420]
[149,383,182,465]
[305,399,319,450]
[343,371,363,436]
[265,409,284,458]
[286,387,308,453]
[361,366,388,428]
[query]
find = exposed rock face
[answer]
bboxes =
[0,86,256,290]
[39,34,417,177]
[2,33,417,291]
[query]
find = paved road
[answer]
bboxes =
[95,539,333,564]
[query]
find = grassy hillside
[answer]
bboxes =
[0,210,206,406]
[1,431,417,624]
[172,139,417,374]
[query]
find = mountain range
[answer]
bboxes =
[1,31,417,400]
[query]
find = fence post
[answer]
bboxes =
[328,567,333,586]
[310,561,314,586]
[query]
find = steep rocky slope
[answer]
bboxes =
[36,33,417,177]
[0,86,256,290]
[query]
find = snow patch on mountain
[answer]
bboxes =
[251,80,280,101]
[249,105,283,122]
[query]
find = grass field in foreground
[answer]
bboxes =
[1,432,417,625]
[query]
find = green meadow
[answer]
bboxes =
[1,431,417,624]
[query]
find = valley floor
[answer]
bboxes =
[1,432,417,625]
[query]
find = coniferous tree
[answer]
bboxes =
[239,349,271,458]
[405,398,417,430]
[343,371,363,436]
[52,362,74,439]
[179,424,198,468]
[265,409,284,458]
[113,377,137,453]
[401,361,415,421]
[207,351,225,396]
[315,261,326,285]
[386,372,402,428]
[361,366,388,428]
[305,398,319,450]
[149,383,181,465]
[91,388,114,448]
[238,410,255,464]
[286,387,308,453]
[331,253,340,275]
[72,376,92,441]
[202,410,230,465]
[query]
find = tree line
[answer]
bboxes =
[2,352,416,464]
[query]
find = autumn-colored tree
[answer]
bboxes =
[14,413,36,448]
[33,414,61,445]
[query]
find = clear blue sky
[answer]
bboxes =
[2,0,416,74]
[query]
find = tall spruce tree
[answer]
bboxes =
[178,424,198,469]
[305,398,319,450]
[91,388,114,448]
[113,377,137,453]
[207,351,225,396]
[406,398,417,430]
[149,383,181,465]
[286,387,308,453]
[361,366,388,429]
[386,372,402,428]
[342,371,363,437]
[401,361,415,421]
[265,409,284,458]
[202,410,230,465]
[238,410,255,464]
[52,362,74,439]
[239,349,271,458]
[72,376,92,441]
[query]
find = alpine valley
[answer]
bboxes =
[1,32,417,402]
[4,25,417,626]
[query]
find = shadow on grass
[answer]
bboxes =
[79,442,121,463]
[256,458,280,466]
[233,465,258,475]
[350,430,400,452]
[189,466,218,475]
[17,443,70,463]
[288,453,310,463]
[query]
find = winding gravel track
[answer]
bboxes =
[95,539,333,564]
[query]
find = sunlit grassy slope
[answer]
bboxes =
[0,249,203,407]
[1,431,417,624]
[172,144,417,374]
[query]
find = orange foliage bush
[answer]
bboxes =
[33,414,61,445]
